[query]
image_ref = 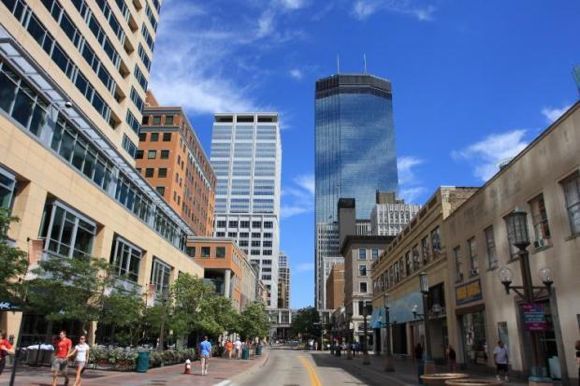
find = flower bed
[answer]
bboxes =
[88,346,196,371]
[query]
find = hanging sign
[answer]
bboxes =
[522,303,547,331]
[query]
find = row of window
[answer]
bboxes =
[134,65,148,92]
[187,246,226,258]
[136,149,171,160]
[138,44,152,72]
[141,24,154,51]
[357,248,380,260]
[145,3,158,32]
[122,134,137,157]
[126,110,140,134]
[140,132,172,142]
[140,167,168,178]
[130,87,144,111]
[2,1,113,125]
[215,231,273,239]
[94,0,126,45]
[143,115,175,126]
[217,220,273,229]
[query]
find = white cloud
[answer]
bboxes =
[352,0,436,21]
[295,262,314,272]
[399,187,427,203]
[452,130,529,182]
[541,104,571,124]
[397,156,423,186]
[289,68,304,80]
[294,174,315,195]
[279,0,307,10]
[281,174,314,219]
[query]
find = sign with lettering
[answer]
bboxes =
[522,303,547,331]
[455,279,483,305]
[0,301,20,311]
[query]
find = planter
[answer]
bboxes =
[421,373,469,386]
[445,379,503,386]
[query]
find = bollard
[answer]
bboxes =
[183,359,191,374]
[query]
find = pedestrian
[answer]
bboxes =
[447,344,457,372]
[0,331,15,375]
[52,330,72,386]
[414,342,423,362]
[493,340,509,382]
[225,340,234,359]
[199,336,212,376]
[234,338,242,359]
[67,335,90,386]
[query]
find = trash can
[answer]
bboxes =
[242,347,250,360]
[136,351,150,373]
[255,345,262,356]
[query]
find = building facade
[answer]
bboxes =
[370,193,421,236]
[210,113,282,308]
[0,0,204,344]
[370,187,477,360]
[278,251,290,309]
[325,263,345,310]
[315,73,399,310]
[443,103,580,383]
[187,237,258,312]
[137,92,216,236]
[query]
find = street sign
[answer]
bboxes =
[0,301,21,311]
[522,303,547,331]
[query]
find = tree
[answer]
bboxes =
[239,302,270,341]
[0,209,28,304]
[291,307,321,340]
[98,288,144,346]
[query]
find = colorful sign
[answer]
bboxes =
[455,279,483,305]
[522,303,547,331]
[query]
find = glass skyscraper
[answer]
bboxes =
[314,74,399,309]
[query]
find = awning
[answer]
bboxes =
[370,308,384,329]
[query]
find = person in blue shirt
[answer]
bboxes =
[199,336,212,376]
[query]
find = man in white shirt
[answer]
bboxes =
[234,339,242,359]
[493,340,509,382]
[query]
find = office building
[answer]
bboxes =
[278,251,290,309]
[0,0,203,343]
[210,113,282,308]
[315,73,399,309]
[137,91,216,236]
[325,263,344,310]
[370,191,421,236]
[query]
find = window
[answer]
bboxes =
[186,246,195,257]
[358,248,367,260]
[562,172,580,235]
[150,133,159,141]
[359,264,367,276]
[153,116,161,125]
[217,220,227,228]
[421,236,430,265]
[251,240,261,247]
[263,250,272,255]
[216,232,225,237]
[150,258,172,299]
[263,233,272,238]
[158,168,167,178]
[431,227,441,255]
[484,226,498,269]
[160,150,170,159]
[263,259,272,265]
[110,237,142,283]
[251,250,260,255]
[240,221,249,228]
[0,167,16,211]
[467,237,478,276]
[40,202,96,259]
[228,232,237,238]
[239,232,249,238]
[145,168,154,177]
[372,249,379,260]
[504,217,520,259]
[156,186,165,195]
[165,115,174,125]
[135,150,144,159]
[252,221,262,228]
[529,194,551,247]
[147,150,156,159]
[264,221,273,228]
[263,240,272,247]
[201,247,211,257]
[216,247,226,258]
[239,240,248,247]
[251,232,261,238]
[453,246,463,282]
[262,274,272,280]
[163,132,172,142]
[412,245,420,271]
[229,220,238,228]
[359,282,368,293]
[139,133,147,141]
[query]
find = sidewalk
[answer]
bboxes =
[0,350,269,386]
[313,351,532,386]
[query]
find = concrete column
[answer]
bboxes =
[224,269,231,298]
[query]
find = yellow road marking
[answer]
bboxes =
[299,356,322,386]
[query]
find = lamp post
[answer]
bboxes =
[419,272,434,374]
[498,209,565,385]
[362,301,370,365]
[347,311,353,360]
[383,293,394,372]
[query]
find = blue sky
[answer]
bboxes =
[149,0,580,309]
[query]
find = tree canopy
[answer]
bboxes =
[290,306,321,340]
[0,209,28,304]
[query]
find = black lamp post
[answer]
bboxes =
[346,311,353,360]
[383,293,394,372]
[498,209,555,384]
[419,272,432,364]
[362,301,370,365]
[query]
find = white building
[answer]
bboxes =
[211,113,282,308]
[370,201,421,236]
[316,221,341,310]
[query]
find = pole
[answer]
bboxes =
[8,311,24,386]
[384,305,394,372]
[422,292,432,361]
[363,304,370,365]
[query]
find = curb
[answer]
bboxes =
[225,348,271,385]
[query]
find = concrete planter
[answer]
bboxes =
[421,373,470,386]
[445,379,503,386]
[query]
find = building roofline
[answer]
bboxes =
[339,235,395,255]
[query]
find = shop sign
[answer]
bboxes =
[522,303,547,331]
[0,301,20,311]
[455,279,483,305]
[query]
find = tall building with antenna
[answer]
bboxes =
[314,73,399,310]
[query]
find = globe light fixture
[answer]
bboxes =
[498,266,513,294]
[539,267,554,287]
[419,272,429,294]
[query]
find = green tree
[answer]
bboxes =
[98,288,144,346]
[290,307,321,340]
[239,302,270,340]
[0,209,28,304]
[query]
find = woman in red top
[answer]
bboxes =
[0,332,15,375]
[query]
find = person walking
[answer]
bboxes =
[67,335,89,386]
[199,336,212,376]
[52,330,72,386]
[493,340,509,382]
[447,344,457,372]
[0,332,15,375]
[234,338,242,359]
[225,340,234,359]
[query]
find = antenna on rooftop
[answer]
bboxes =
[337,55,340,74]
[363,53,368,74]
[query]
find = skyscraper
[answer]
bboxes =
[278,251,290,309]
[314,73,399,309]
[211,113,282,309]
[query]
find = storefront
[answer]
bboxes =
[455,279,488,369]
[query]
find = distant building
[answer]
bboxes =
[278,252,290,309]
[325,263,345,310]
[370,191,421,236]
[137,92,216,236]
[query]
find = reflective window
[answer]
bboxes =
[150,258,172,300]
[110,237,142,283]
[0,167,16,211]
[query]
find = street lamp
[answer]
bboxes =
[383,293,394,372]
[362,301,370,365]
[419,272,434,374]
[498,209,556,384]
[346,311,353,360]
